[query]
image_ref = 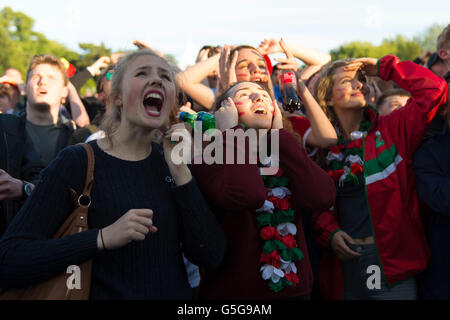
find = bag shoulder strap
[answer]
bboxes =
[78,143,95,198]
[55,144,95,239]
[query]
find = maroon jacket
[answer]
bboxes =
[192,127,335,299]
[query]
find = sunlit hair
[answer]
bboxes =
[313,58,358,125]
[213,81,302,146]
[312,58,372,168]
[26,54,69,86]
[100,49,181,147]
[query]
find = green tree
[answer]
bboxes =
[381,35,422,61]
[414,23,445,52]
[330,35,422,61]
[77,42,111,69]
[330,41,383,60]
[0,6,79,77]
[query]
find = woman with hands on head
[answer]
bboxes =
[0,49,226,300]
[191,80,336,300]
[312,55,447,300]
[177,40,337,151]
[176,43,272,111]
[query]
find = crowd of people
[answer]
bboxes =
[0,24,449,300]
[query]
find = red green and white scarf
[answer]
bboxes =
[257,167,304,293]
[327,120,371,186]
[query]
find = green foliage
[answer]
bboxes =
[79,78,97,97]
[77,42,111,69]
[414,23,446,52]
[0,7,79,78]
[330,25,446,61]
[330,35,422,61]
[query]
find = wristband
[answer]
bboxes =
[100,229,107,250]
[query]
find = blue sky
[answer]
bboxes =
[1,0,449,68]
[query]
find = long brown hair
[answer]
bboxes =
[313,59,355,127]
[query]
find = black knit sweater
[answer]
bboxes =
[0,141,226,300]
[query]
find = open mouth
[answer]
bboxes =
[252,104,267,115]
[143,90,164,117]
[38,88,48,95]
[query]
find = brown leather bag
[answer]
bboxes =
[0,143,95,300]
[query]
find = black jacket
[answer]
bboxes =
[414,123,450,300]
[0,114,43,234]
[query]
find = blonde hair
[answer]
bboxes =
[100,49,181,147]
[437,24,450,51]
[26,54,68,86]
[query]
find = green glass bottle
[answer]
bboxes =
[179,111,216,132]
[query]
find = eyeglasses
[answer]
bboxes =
[105,71,114,80]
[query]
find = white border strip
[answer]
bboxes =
[365,155,403,185]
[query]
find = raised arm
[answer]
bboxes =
[71,56,111,91]
[276,39,337,149]
[296,76,337,149]
[355,55,448,158]
[258,38,331,80]
[175,54,219,110]
[192,99,267,212]
[67,81,90,127]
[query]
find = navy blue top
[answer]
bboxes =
[414,123,450,300]
[336,174,373,239]
[0,141,226,300]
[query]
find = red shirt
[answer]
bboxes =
[289,116,318,156]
